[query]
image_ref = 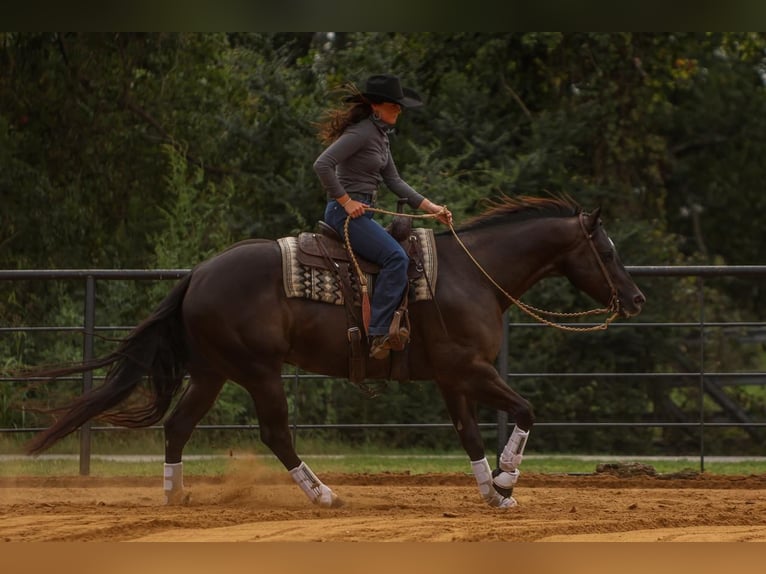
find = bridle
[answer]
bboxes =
[577,212,621,316]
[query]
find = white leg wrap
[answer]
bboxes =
[493,468,520,489]
[289,462,340,508]
[163,462,185,505]
[499,425,529,472]
[470,457,517,508]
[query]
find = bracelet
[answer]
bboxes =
[338,195,350,206]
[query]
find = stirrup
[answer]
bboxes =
[386,305,410,352]
[387,326,410,352]
[369,335,392,360]
[369,328,410,360]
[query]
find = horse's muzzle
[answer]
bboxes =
[619,290,646,318]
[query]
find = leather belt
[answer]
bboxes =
[348,192,376,204]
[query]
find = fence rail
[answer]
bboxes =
[2,265,765,474]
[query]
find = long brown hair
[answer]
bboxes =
[316,83,373,145]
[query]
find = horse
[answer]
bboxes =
[23,195,645,509]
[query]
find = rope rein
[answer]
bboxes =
[343,206,619,332]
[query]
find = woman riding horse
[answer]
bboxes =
[23,195,645,509]
[314,74,452,359]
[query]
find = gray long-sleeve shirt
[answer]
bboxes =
[313,117,425,209]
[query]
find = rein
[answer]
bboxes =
[347,207,619,333]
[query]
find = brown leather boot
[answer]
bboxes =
[369,335,392,360]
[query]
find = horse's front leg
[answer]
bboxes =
[439,390,517,508]
[466,359,535,503]
[492,424,530,500]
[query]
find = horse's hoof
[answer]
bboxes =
[317,495,343,508]
[497,496,518,509]
[315,488,343,508]
[165,490,191,506]
[491,467,515,499]
[484,489,518,509]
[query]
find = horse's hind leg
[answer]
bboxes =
[440,390,516,508]
[162,372,225,504]
[240,369,342,508]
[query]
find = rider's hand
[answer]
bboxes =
[434,205,453,226]
[340,197,366,219]
[420,198,453,226]
[428,203,453,226]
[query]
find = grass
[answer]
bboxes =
[2,452,765,478]
[3,432,765,477]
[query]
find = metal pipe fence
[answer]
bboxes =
[1,266,765,474]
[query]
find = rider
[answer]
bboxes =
[313,74,452,360]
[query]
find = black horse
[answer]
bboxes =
[24,195,645,508]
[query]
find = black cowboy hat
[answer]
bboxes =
[347,74,424,108]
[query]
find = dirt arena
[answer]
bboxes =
[2,462,765,543]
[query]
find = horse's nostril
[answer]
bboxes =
[634,293,646,305]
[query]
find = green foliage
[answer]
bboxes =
[152,144,237,268]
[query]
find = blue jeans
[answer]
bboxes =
[324,200,408,336]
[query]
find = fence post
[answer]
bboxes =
[79,274,95,476]
[291,366,300,447]
[697,276,705,473]
[496,310,509,467]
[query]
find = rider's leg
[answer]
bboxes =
[324,200,408,352]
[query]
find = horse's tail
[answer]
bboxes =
[24,273,194,455]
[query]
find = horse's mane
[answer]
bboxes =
[456,194,582,232]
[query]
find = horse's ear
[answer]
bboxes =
[586,207,601,233]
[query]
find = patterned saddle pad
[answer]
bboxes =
[277,228,438,306]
